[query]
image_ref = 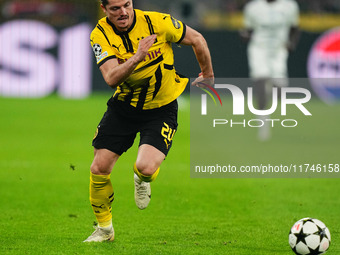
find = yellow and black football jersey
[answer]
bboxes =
[90,9,189,110]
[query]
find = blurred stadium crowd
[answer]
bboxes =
[133,0,340,31]
[136,0,340,14]
[1,0,339,28]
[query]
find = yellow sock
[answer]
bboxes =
[133,163,160,182]
[89,173,114,228]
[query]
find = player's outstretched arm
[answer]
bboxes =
[180,25,214,87]
[99,34,157,88]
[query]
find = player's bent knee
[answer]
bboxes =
[134,162,160,182]
[135,162,158,176]
[90,161,111,175]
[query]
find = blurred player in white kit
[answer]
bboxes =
[240,0,300,140]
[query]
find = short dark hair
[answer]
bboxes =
[100,0,109,7]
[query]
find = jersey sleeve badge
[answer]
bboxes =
[171,17,181,29]
[92,43,108,63]
[92,43,102,56]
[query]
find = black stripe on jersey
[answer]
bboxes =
[164,64,174,70]
[153,65,162,99]
[136,81,150,110]
[144,15,158,43]
[97,24,111,46]
[144,15,154,33]
[123,83,134,105]
[98,55,117,67]
[120,34,134,53]
[176,22,186,44]
[120,35,129,52]
[126,34,134,52]
[133,55,163,74]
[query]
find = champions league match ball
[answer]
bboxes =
[289,218,331,255]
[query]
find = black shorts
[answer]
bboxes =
[92,98,178,156]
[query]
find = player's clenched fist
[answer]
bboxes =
[191,72,214,88]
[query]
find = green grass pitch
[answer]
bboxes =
[0,93,339,254]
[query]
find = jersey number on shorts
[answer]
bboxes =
[161,122,176,149]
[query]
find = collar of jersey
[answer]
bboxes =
[107,10,137,35]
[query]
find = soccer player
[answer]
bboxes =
[84,0,214,242]
[240,0,300,140]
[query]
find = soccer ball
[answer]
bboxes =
[289,218,331,255]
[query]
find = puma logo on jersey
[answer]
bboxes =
[112,44,121,52]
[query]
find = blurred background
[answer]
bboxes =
[0,0,339,99]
